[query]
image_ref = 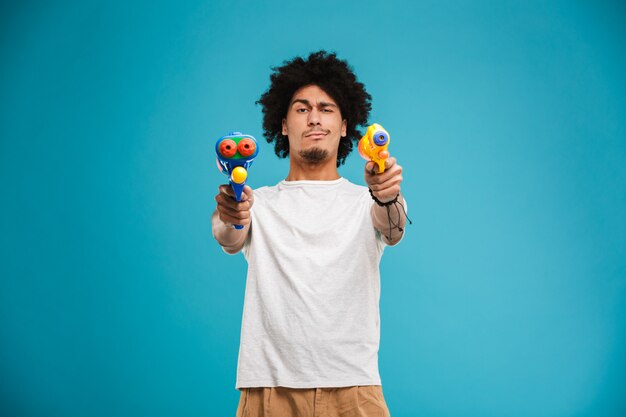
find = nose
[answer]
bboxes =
[307,107,321,126]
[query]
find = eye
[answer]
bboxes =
[296,108,308,113]
[218,139,237,158]
[237,138,256,157]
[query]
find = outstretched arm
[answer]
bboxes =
[364,157,408,246]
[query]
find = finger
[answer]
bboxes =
[364,161,376,175]
[370,157,396,177]
[368,174,403,192]
[216,200,251,219]
[217,210,251,226]
[217,204,250,221]
[219,184,236,199]
[366,163,402,185]
[384,157,397,170]
[364,157,398,177]
[219,184,253,202]
[241,185,254,203]
[370,177,402,202]
[215,193,251,211]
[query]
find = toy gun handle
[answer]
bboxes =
[230,167,247,229]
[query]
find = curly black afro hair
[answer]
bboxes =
[257,51,372,167]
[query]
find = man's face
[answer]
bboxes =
[282,84,347,164]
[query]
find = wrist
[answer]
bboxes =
[369,188,400,206]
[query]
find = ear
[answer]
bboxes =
[282,118,287,136]
[341,119,347,137]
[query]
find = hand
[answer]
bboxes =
[214,185,254,227]
[364,157,403,203]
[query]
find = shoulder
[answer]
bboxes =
[251,184,278,198]
[339,178,371,200]
[250,184,280,207]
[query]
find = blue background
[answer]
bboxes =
[1,1,625,416]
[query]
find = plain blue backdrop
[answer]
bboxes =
[1,1,625,416]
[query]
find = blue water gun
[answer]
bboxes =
[215,132,259,229]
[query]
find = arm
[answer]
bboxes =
[212,185,254,254]
[364,157,407,246]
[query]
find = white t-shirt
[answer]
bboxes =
[236,177,392,389]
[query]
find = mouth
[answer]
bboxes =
[305,130,329,139]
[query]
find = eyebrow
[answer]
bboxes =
[290,99,338,108]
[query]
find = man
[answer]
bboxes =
[212,51,408,417]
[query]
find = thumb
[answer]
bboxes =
[364,161,376,175]
[242,185,254,202]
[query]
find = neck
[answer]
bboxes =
[285,155,340,181]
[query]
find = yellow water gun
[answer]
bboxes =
[358,123,390,173]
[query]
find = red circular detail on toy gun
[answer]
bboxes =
[238,138,256,157]
[378,150,389,159]
[219,139,237,158]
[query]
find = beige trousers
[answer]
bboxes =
[236,385,391,417]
